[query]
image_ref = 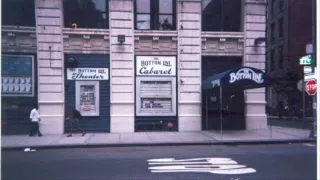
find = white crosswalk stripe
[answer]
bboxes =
[304,143,316,147]
[147,157,256,175]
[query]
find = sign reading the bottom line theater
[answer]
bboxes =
[67,68,109,80]
[136,56,176,76]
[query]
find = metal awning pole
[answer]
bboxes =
[220,86,223,139]
[206,96,208,130]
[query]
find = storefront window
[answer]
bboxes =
[63,0,109,29]
[135,0,176,30]
[76,81,100,116]
[202,0,242,32]
[139,81,173,114]
[1,55,34,97]
[135,56,177,116]
[2,0,35,26]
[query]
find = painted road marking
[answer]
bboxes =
[147,158,256,175]
[304,143,316,147]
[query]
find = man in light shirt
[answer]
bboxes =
[29,104,42,136]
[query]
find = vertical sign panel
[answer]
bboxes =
[136,77,177,116]
[76,81,100,116]
[135,56,177,117]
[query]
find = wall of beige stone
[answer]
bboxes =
[35,0,65,134]
[1,0,268,133]
[244,0,268,129]
[109,0,135,133]
[177,0,202,131]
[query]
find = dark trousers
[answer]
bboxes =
[68,118,84,134]
[29,122,42,136]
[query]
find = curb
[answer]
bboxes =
[2,139,316,151]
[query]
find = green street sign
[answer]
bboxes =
[299,55,312,65]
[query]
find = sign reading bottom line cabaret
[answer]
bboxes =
[136,56,177,116]
[136,56,176,76]
[67,68,109,80]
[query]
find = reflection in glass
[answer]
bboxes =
[91,0,106,12]
[137,14,151,29]
[2,0,35,26]
[63,0,108,29]
[87,12,107,29]
[159,15,173,30]
[159,0,172,14]
[202,0,241,32]
[136,0,150,13]
[222,0,241,32]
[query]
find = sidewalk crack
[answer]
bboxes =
[49,136,65,145]
[146,132,152,142]
[84,134,95,144]
[200,131,217,141]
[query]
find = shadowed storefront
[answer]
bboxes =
[202,66,272,131]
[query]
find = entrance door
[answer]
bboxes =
[201,56,245,130]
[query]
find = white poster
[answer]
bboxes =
[136,56,176,76]
[76,81,100,116]
[67,68,109,80]
[136,77,177,116]
[80,85,96,113]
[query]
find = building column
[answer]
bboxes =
[109,0,135,133]
[177,0,202,131]
[243,0,268,129]
[35,0,65,134]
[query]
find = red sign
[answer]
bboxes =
[305,80,317,96]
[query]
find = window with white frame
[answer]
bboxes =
[135,0,176,30]
[76,81,100,116]
[136,77,176,116]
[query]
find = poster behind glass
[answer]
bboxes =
[1,55,34,97]
[138,81,174,115]
[80,85,96,115]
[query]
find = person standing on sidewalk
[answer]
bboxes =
[29,104,42,136]
[65,107,86,137]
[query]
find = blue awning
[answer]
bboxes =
[202,66,273,90]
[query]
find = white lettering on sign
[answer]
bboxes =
[147,158,256,175]
[211,80,220,88]
[67,68,109,80]
[229,68,264,84]
[136,56,176,76]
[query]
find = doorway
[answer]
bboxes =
[201,56,245,130]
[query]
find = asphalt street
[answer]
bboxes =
[1,143,317,180]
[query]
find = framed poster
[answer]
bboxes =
[1,55,34,97]
[136,77,177,116]
[76,81,100,116]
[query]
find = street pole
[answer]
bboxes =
[302,81,305,122]
[310,0,317,138]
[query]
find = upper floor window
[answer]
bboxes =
[278,17,284,39]
[271,0,276,15]
[278,0,284,12]
[63,0,109,29]
[270,49,275,71]
[202,0,242,32]
[135,0,176,30]
[271,22,276,42]
[278,46,284,69]
[2,0,35,26]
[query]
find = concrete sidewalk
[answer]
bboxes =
[1,126,316,150]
